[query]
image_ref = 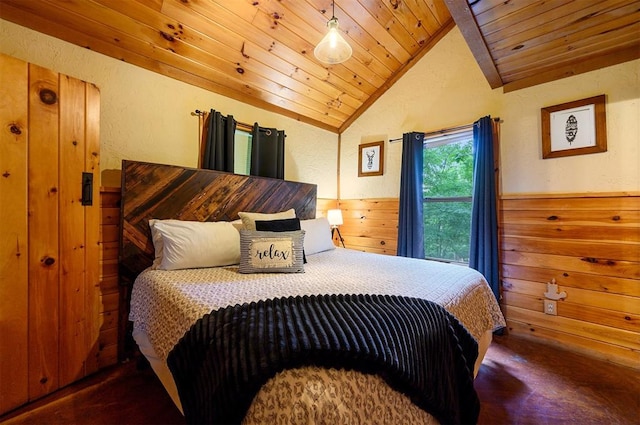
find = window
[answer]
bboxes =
[423,130,474,264]
[233,128,252,175]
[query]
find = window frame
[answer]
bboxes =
[422,128,474,265]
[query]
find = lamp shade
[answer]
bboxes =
[314,17,352,64]
[327,209,344,226]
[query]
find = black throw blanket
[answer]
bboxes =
[167,294,480,424]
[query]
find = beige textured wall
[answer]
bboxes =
[500,61,640,195]
[0,19,338,198]
[341,27,640,198]
[2,19,638,199]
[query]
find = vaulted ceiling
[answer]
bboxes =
[1,0,638,133]
[448,0,640,93]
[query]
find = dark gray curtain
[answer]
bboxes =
[397,132,425,258]
[469,116,500,301]
[250,123,285,179]
[201,109,236,172]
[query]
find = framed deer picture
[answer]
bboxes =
[358,141,384,177]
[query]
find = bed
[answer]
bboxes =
[120,160,505,425]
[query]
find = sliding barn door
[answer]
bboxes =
[0,53,100,414]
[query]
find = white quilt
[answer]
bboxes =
[130,248,505,363]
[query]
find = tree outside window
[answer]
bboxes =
[423,131,473,263]
[234,129,252,175]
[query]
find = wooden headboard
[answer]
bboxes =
[119,160,317,282]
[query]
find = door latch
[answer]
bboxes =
[81,172,93,206]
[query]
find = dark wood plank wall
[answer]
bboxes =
[102,188,334,362]
[119,161,318,283]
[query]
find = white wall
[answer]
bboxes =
[0,19,338,198]
[341,27,640,198]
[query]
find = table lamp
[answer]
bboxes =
[327,209,345,248]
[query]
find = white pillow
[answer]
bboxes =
[149,218,165,269]
[149,219,240,271]
[300,217,336,255]
[238,208,296,230]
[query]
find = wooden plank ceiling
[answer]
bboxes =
[1,1,638,133]
[448,0,640,93]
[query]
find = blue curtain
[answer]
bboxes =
[469,116,500,301]
[201,109,236,172]
[397,132,425,258]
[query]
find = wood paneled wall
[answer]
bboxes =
[98,187,120,368]
[102,192,639,370]
[316,198,338,219]
[331,195,639,369]
[335,199,399,255]
[500,193,639,369]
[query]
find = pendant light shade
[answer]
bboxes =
[314,3,352,64]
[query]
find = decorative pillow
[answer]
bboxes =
[238,208,296,231]
[239,230,305,273]
[150,219,240,271]
[255,218,307,263]
[300,217,336,255]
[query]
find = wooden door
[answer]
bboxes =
[0,53,100,414]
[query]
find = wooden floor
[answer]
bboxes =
[1,334,638,424]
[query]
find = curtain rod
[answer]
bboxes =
[388,117,501,143]
[192,109,253,132]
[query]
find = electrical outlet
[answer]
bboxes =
[544,300,557,315]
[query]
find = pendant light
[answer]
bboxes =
[314,1,352,64]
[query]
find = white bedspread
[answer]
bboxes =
[130,248,505,362]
